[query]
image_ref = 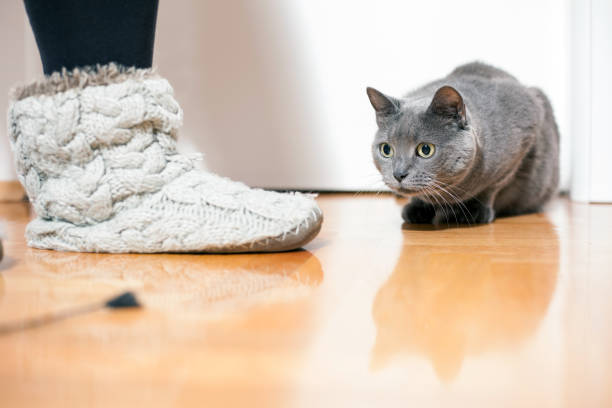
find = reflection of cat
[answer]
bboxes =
[371,219,558,381]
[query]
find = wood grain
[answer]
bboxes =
[0,194,611,407]
[0,181,25,202]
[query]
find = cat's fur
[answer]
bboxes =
[367,61,559,225]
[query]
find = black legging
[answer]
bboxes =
[24,0,159,75]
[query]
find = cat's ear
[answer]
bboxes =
[366,87,400,116]
[427,86,467,129]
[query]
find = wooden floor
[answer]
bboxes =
[0,194,611,407]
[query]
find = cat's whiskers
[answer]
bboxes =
[418,171,474,224]
[352,174,391,200]
[420,184,452,227]
[432,178,486,209]
[428,180,473,225]
[428,186,457,226]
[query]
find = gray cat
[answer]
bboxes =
[367,61,559,225]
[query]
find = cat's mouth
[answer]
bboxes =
[396,186,425,196]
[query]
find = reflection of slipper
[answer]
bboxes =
[26,249,324,315]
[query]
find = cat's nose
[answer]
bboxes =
[393,170,409,182]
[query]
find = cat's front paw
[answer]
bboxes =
[435,199,495,225]
[402,198,436,224]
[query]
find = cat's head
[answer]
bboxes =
[367,85,477,196]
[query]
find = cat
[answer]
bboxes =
[367,61,559,225]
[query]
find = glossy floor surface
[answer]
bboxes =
[0,194,611,407]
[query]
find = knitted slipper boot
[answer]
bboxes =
[8,64,322,253]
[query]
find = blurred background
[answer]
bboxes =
[0,0,609,200]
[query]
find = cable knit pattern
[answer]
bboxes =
[8,65,322,253]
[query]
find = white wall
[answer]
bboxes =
[0,3,28,181]
[570,0,612,203]
[1,0,571,193]
[154,0,570,191]
[293,0,571,190]
[0,3,42,182]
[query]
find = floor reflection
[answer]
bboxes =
[2,247,324,408]
[24,249,324,316]
[371,216,559,382]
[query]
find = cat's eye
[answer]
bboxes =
[416,143,435,158]
[379,143,394,158]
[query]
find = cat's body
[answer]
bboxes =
[367,62,559,224]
